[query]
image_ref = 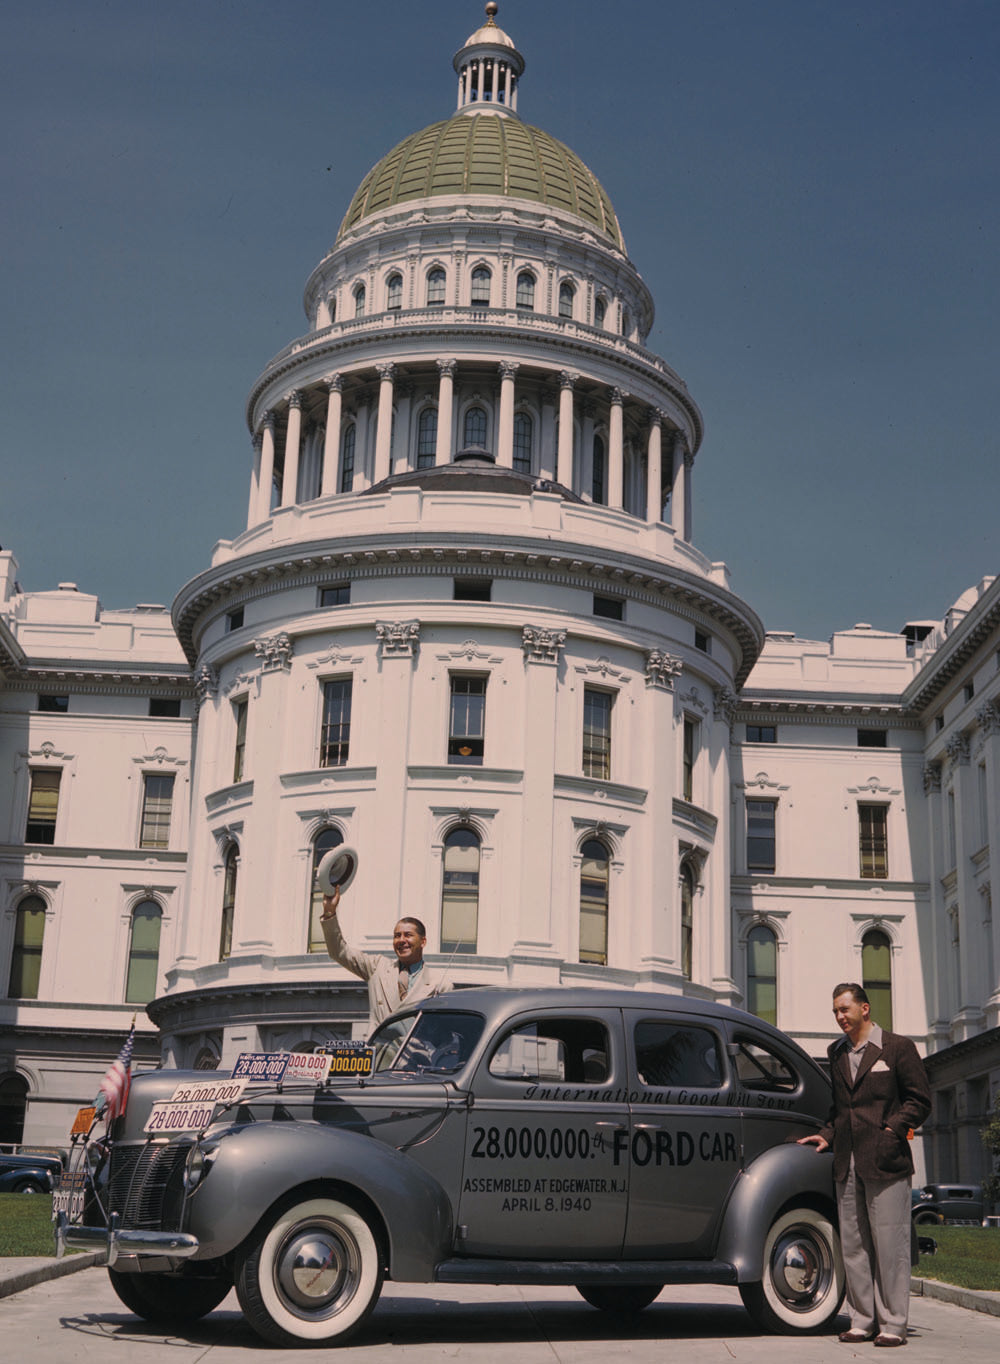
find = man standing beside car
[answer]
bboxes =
[320,885,450,1032]
[798,982,931,1348]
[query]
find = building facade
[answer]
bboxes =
[1,7,996,1188]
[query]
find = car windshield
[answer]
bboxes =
[371,1009,485,1076]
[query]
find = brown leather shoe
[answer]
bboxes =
[838,1329,876,1342]
[873,1335,907,1347]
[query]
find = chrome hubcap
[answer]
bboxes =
[771,1229,831,1309]
[275,1223,360,1317]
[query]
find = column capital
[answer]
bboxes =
[253,632,294,672]
[946,733,971,767]
[436,358,458,379]
[559,370,578,390]
[673,430,687,455]
[645,650,684,690]
[648,408,664,430]
[375,619,420,658]
[609,387,624,407]
[260,409,275,432]
[287,390,303,410]
[522,625,566,665]
[376,362,396,383]
[324,373,344,393]
[923,762,943,794]
[498,360,520,381]
[684,450,695,470]
[976,700,1000,736]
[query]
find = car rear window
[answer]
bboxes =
[633,1021,723,1088]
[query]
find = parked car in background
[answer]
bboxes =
[57,988,845,1346]
[911,1183,985,1225]
[0,1150,62,1194]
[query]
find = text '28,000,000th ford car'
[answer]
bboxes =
[55,988,845,1346]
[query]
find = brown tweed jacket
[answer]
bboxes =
[818,1028,931,1184]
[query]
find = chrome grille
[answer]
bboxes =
[108,1142,191,1230]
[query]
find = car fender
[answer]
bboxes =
[185,1120,453,1279]
[716,1142,837,1282]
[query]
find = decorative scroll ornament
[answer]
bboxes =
[645,650,683,690]
[522,625,566,664]
[253,632,294,672]
[194,664,219,706]
[922,762,942,794]
[945,732,970,767]
[375,620,420,658]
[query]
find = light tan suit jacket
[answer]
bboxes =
[321,914,450,1031]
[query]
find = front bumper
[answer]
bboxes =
[54,1210,200,1266]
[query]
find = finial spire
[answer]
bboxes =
[454,2,524,117]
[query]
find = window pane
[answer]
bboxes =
[354,285,365,316]
[512,412,532,472]
[634,1021,722,1088]
[515,272,535,309]
[26,769,61,844]
[9,897,46,999]
[386,274,402,309]
[340,425,356,492]
[125,900,162,1003]
[859,804,888,878]
[427,268,446,305]
[220,848,237,961]
[862,929,893,1030]
[463,406,487,448]
[449,677,486,764]
[139,773,174,849]
[579,838,609,965]
[592,434,606,503]
[417,408,438,467]
[309,828,344,952]
[582,688,612,779]
[747,925,777,1025]
[747,800,776,873]
[321,679,352,767]
[442,828,480,953]
[471,267,491,304]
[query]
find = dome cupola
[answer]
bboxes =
[453,3,524,115]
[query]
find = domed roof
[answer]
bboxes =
[337,113,624,250]
[464,3,516,50]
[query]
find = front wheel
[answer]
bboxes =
[913,1209,943,1226]
[108,1267,233,1322]
[236,1196,383,1346]
[576,1284,662,1313]
[739,1206,844,1334]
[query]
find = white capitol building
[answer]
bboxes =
[1,6,997,1190]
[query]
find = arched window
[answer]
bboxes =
[426,268,446,306]
[353,283,366,317]
[309,827,344,952]
[328,296,337,324]
[512,412,532,473]
[862,929,893,1030]
[386,273,403,310]
[580,838,610,966]
[558,280,575,318]
[193,1047,219,1071]
[620,306,630,337]
[339,424,356,493]
[219,846,238,962]
[680,864,694,979]
[417,407,438,468]
[125,899,162,1004]
[441,827,480,954]
[515,271,535,310]
[471,266,491,305]
[746,924,777,1025]
[592,433,606,504]
[8,895,45,999]
[463,406,487,449]
[0,1074,29,1146]
[594,296,607,328]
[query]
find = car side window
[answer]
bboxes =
[488,1018,610,1084]
[733,1037,799,1092]
[633,1020,722,1088]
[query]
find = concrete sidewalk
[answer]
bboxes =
[2,1252,999,1319]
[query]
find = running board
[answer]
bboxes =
[435,1259,738,1286]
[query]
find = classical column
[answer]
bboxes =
[320,375,343,496]
[580,401,596,502]
[353,398,371,490]
[646,409,663,524]
[496,361,519,468]
[539,386,557,481]
[503,62,512,106]
[393,382,412,474]
[608,388,624,509]
[280,391,303,506]
[247,430,262,530]
[557,372,576,489]
[256,411,276,522]
[374,362,395,484]
[671,431,688,537]
[435,359,456,465]
[683,450,694,540]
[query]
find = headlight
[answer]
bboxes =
[183,1141,220,1193]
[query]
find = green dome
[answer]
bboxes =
[337,114,623,250]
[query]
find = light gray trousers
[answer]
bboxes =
[837,1167,912,1337]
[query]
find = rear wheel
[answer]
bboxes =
[913,1209,943,1226]
[236,1196,383,1346]
[12,1178,46,1194]
[107,1267,233,1322]
[739,1207,844,1334]
[576,1284,662,1313]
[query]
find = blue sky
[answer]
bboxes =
[3,1,998,642]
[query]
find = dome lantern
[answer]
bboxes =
[453,3,525,117]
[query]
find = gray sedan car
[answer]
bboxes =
[56,988,844,1345]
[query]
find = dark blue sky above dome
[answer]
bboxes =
[3,1,998,642]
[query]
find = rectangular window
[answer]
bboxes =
[448,675,486,765]
[149,697,182,717]
[319,583,350,607]
[682,716,698,802]
[947,789,957,869]
[582,688,613,779]
[964,681,975,703]
[857,728,887,748]
[859,803,888,879]
[139,773,175,849]
[746,724,776,744]
[233,698,248,782]
[747,799,776,874]
[320,679,353,767]
[25,769,61,845]
[593,593,623,621]
[978,762,989,849]
[454,578,492,601]
[694,629,711,654]
[226,607,244,632]
[37,694,69,713]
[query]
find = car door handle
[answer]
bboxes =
[594,1120,627,1132]
[632,1122,663,1132]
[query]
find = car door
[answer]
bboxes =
[456,1007,629,1257]
[622,1009,742,1258]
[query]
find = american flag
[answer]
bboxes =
[97,1022,135,1121]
